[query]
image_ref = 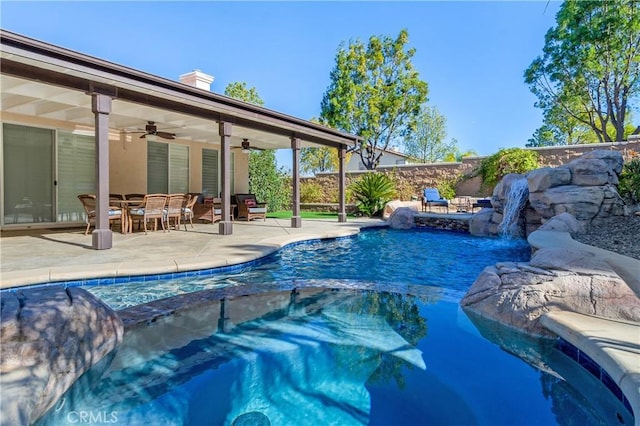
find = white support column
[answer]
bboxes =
[338,145,347,222]
[219,121,233,235]
[91,93,112,249]
[291,136,302,228]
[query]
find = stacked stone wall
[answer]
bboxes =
[303,141,639,203]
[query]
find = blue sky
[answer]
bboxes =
[2,1,562,169]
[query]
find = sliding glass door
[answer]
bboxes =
[2,123,54,224]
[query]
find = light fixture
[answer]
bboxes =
[241,138,251,154]
[146,133,157,142]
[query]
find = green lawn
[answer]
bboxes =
[267,211,356,219]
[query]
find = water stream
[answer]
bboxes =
[498,178,529,238]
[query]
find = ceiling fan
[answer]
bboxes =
[233,138,263,153]
[126,121,176,140]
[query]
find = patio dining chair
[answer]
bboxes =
[128,194,167,234]
[165,193,186,231]
[77,194,123,235]
[181,194,198,231]
[124,193,146,231]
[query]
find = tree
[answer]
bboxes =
[224,82,265,107]
[442,145,477,162]
[300,147,337,175]
[320,29,428,170]
[525,0,640,143]
[299,117,351,175]
[403,105,456,162]
[526,124,563,147]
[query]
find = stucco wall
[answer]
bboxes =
[305,141,639,202]
[110,136,250,195]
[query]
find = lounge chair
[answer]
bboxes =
[422,188,449,213]
[234,194,267,221]
[472,198,492,211]
[192,196,222,224]
[77,194,123,235]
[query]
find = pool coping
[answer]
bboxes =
[529,229,640,423]
[541,312,638,419]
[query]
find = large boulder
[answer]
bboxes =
[527,167,572,193]
[527,149,626,229]
[383,200,420,220]
[460,247,640,336]
[469,208,497,237]
[537,212,585,236]
[0,287,123,424]
[529,185,605,219]
[386,206,418,229]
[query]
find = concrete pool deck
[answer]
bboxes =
[0,218,386,289]
[1,217,638,422]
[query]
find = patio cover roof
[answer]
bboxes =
[0,29,361,150]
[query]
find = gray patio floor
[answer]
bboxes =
[0,218,385,289]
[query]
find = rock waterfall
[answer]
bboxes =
[497,177,529,238]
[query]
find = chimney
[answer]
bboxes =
[179,70,214,91]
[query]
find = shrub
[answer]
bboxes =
[386,170,414,201]
[300,181,323,203]
[349,173,396,217]
[618,158,640,204]
[249,151,290,211]
[478,148,539,188]
[436,179,457,201]
[327,186,354,204]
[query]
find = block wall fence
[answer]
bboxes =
[301,140,640,202]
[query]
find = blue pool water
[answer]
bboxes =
[35,228,632,425]
[86,228,532,310]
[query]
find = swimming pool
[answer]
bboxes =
[85,228,532,310]
[34,228,632,425]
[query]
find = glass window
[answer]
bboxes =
[147,141,189,194]
[202,148,219,198]
[147,141,169,193]
[169,144,189,193]
[201,148,235,197]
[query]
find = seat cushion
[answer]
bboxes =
[248,207,267,214]
[129,208,145,216]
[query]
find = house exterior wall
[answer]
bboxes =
[346,150,409,171]
[1,112,250,227]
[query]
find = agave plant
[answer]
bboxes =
[350,173,396,217]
